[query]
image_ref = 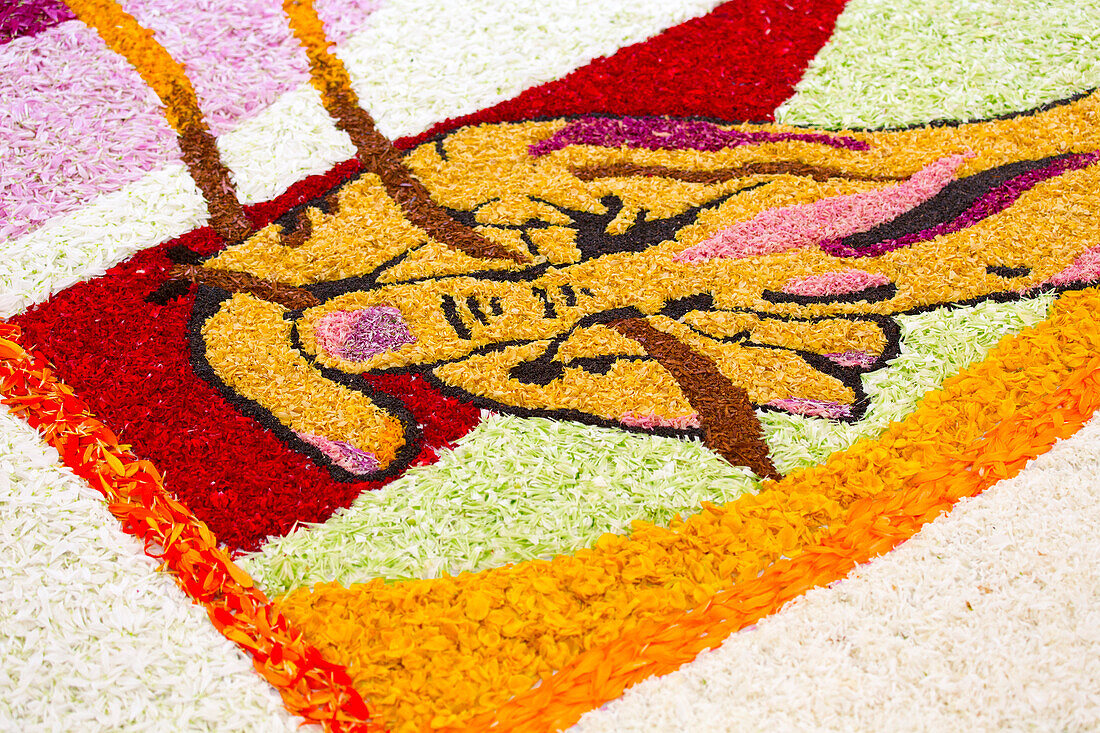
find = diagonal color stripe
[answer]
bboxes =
[0,0,73,44]
[0,0,723,247]
[0,406,301,730]
[0,0,377,244]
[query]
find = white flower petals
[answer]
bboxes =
[0,410,299,730]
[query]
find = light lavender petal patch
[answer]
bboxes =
[619,411,701,430]
[298,432,380,476]
[314,306,416,362]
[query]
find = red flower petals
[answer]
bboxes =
[12,164,479,553]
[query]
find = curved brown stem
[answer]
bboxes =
[283,0,529,264]
[608,317,781,481]
[169,264,320,310]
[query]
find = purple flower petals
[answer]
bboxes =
[315,306,416,362]
[529,115,869,157]
[619,411,701,430]
[1035,244,1100,288]
[0,0,73,45]
[676,153,968,263]
[780,270,891,297]
[823,350,879,369]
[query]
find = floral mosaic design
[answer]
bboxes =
[6,0,1100,730]
[187,93,1100,486]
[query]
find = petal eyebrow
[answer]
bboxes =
[529,115,870,155]
[674,153,971,262]
[570,162,906,184]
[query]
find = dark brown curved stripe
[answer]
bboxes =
[608,317,781,481]
[282,0,527,264]
[170,264,320,310]
[177,126,254,243]
[64,0,251,244]
[280,209,315,248]
[571,162,906,184]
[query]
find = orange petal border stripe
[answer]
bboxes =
[0,322,384,733]
[272,287,1100,731]
[460,353,1100,732]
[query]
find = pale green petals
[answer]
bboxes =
[245,296,1055,595]
[243,415,756,594]
[764,295,1054,473]
[777,0,1100,129]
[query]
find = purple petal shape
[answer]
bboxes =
[298,432,380,476]
[529,116,869,157]
[315,306,416,362]
[768,397,852,420]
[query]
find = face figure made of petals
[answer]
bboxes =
[191,91,1100,481]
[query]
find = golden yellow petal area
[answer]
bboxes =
[683,311,888,357]
[556,325,647,363]
[470,195,574,227]
[403,120,581,210]
[201,293,405,467]
[876,164,1100,293]
[296,276,609,373]
[431,325,849,421]
[647,316,854,405]
[200,93,1100,337]
[205,173,430,286]
[376,236,529,285]
[524,226,582,265]
[431,340,696,421]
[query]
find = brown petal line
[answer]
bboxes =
[571,162,906,184]
[170,264,320,310]
[608,317,781,481]
[282,0,529,264]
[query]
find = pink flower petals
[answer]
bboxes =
[767,398,852,419]
[121,0,380,136]
[297,432,380,475]
[619,411,701,429]
[1037,244,1100,287]
[529,115,868,157]
[675,152,972,263]
[780,269,891,296]
[823,350,879,369]
[315,306,416,362]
